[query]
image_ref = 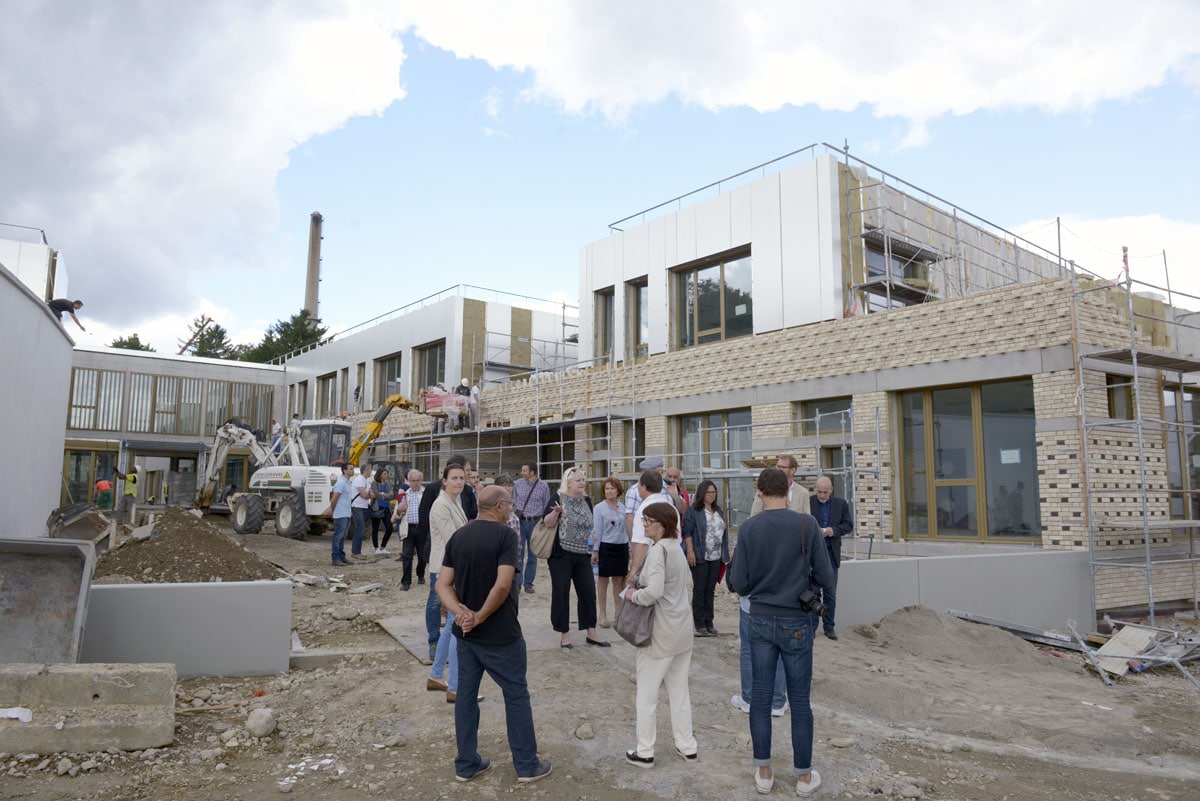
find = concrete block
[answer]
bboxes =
[81,579,291,678]
[0,662,175,753]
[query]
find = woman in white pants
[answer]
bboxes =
[624,502,697,767]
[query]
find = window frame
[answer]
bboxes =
[413,340,447,392]
[67,367,124,431]
[673,248,753,349]
[594,286,615,359]
[799,397,853,436]
[374,352,403,406]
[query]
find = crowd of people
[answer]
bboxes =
[326,453,853,795]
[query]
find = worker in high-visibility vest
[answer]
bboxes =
[113,465,139,524]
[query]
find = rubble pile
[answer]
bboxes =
[94,507,283,584]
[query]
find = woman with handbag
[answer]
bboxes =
[542,466,609,649]
[369,468,395,555]
[592,476,629,628]
[624,502,697,767]
[682,480,729,636]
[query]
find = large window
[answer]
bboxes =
[625,418,646,472]
[862,238,935,313]
[900,379,1040,540]
[62,449,117,507]
[594,287,615,359]
[68,368,123,430]
[1164,386,1200,519]
[626,279,648,359]
[414,340,446,391]
[675,251,752,348]
[316,372,337,418]
[1106,374,1134,419]
[128,374,203,435]
[678,408,756,529]
[205,380,274,436]
[800,397,852,435]
[375,353,402,405]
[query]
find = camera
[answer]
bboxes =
[798,589,826,618]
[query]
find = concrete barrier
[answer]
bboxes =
[81,579,292,678]
[838,549,1092,631]
[0,663,175,753]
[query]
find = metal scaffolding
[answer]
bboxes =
[1072,265,1200,625]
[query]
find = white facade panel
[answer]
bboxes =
[750,174,785,332]
[1,264,72,537]
[622,223,649,283]
[578,249,593,363]
[0,239,53,300]
[779,160,826,327]
[675,204,698,265]
[695,192,732,259]
[729,184,754,249]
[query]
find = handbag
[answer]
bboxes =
[614,585,655,647]
[529,519,558,559]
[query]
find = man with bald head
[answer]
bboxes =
[437,485,552,783]
[809,475,853,640]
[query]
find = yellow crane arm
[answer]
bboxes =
[347,394,421,466]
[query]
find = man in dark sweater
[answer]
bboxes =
[727,468,834,798]
[436,485,552,784]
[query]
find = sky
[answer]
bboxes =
[3,1,1200,353]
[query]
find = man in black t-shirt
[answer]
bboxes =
[47,298,86,331]
[437,486,552,784]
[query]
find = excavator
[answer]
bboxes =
[196,395,421,538]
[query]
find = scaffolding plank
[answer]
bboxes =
[1082,348,1200,373]
[1095,625,1156,677]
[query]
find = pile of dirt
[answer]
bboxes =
[857,604,1080,674]
[93,507,284,584]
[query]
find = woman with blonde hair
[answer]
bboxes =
[543,466,609,648]
[624,501,696,767]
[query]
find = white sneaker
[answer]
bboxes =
[378,547,391,555]
[771,701,789,717]
[796,769,821,797]
[730,694,750,713]
[373,547,383,555]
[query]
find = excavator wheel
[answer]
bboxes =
[274,492,311,540]
[232,494,265,534]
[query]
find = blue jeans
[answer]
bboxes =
[425,572,442,646]
[431,611,458,692]
[748,614,816,773]
[331,516,350,562]
[518,519,538,587]
[351,507,368,555]
[822,566,839,632]
[739,608,787,708]
[454,637,539,779]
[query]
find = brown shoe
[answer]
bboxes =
[427,677,448,692]
[523,585,534,594]
[446,691,483,703]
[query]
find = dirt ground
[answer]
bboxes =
[4,513,1200,801]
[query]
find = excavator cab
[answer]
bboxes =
[298,420,353,466]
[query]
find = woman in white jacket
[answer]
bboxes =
[624,502,697,767]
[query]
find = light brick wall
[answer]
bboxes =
[338,277,1188,609]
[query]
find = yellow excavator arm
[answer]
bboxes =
[346,394,421,466]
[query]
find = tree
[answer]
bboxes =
[179,315,237,359]
[109,333,155,352]
[238,309,328,364]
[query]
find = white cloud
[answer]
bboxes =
[404,1,1200,120]
[0,0,408,325]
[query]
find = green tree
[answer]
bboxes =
[238,309,328,363]
[179,315,237,359]
[109,333,155,352]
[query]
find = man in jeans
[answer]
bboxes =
[436,485,552,783]
[511,461,550,593]
[727,468,834,797]
[328,463,355,566]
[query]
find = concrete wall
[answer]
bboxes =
[81,579,292,677]
[0,263,73,537]
[838,550,1093,631]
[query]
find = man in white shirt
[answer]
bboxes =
[349,463,374,559]
[627,469,680,580]
[625,456,686,536]
[469,379,481,429]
